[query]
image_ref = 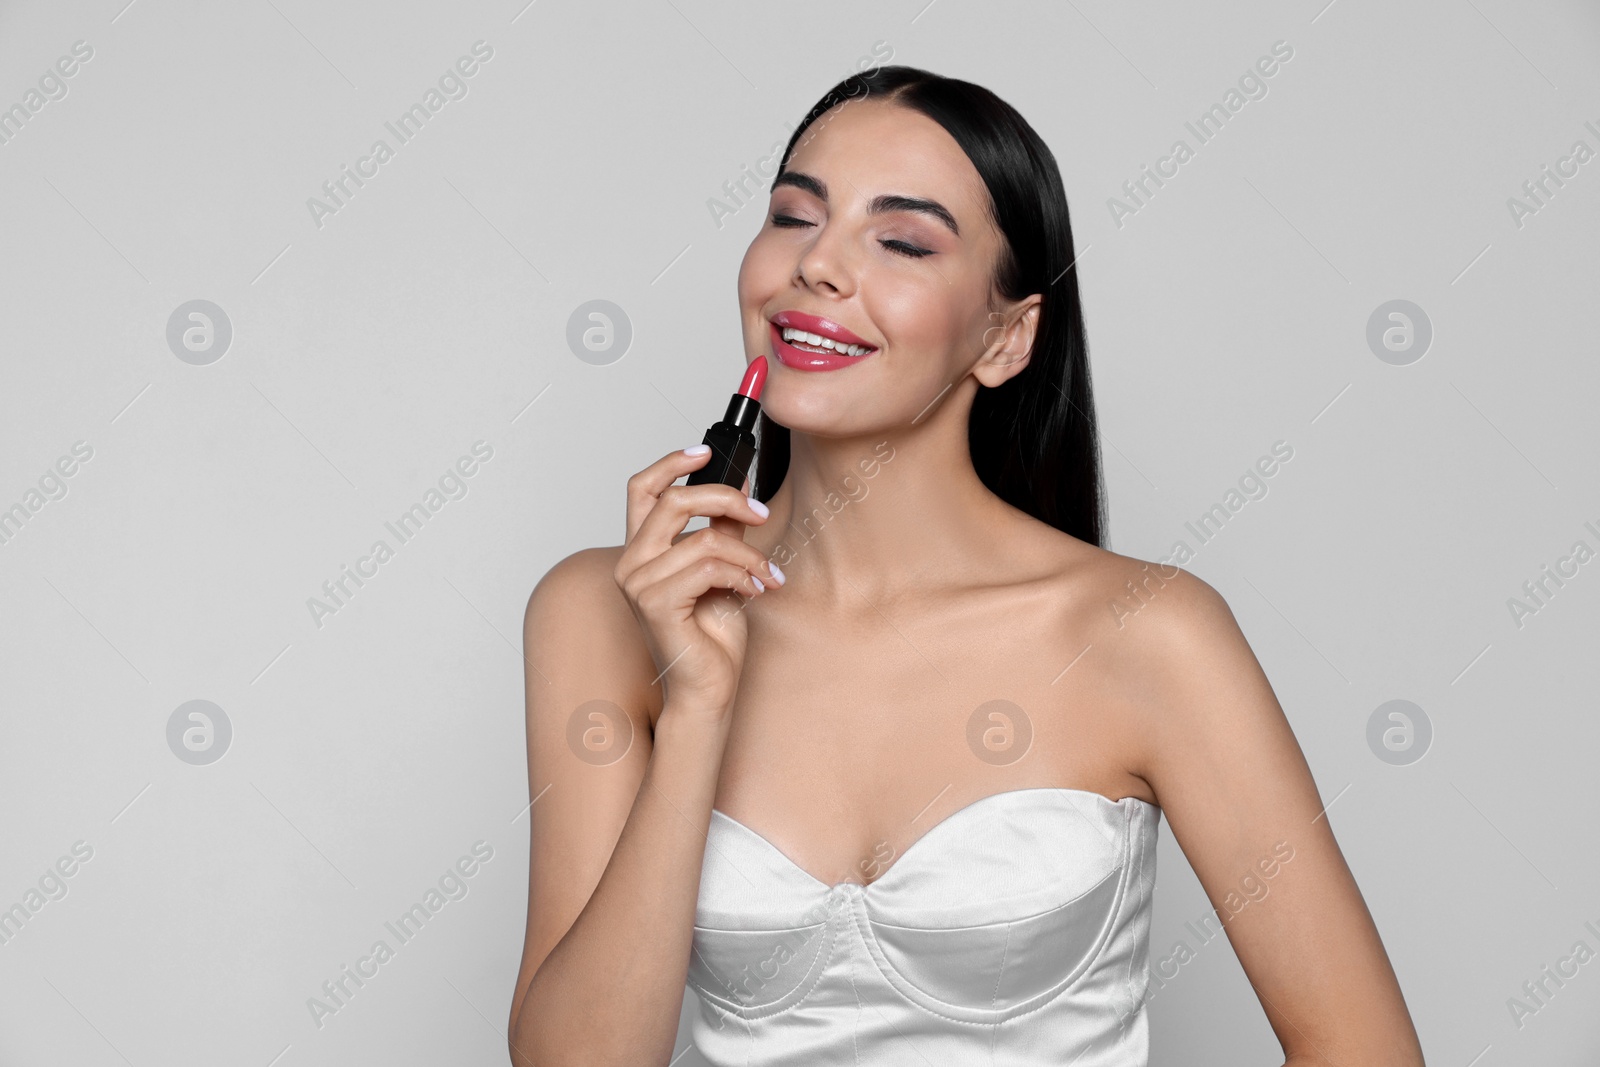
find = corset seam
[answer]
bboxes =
[989,922,1013,1009]
[863,864,1119,933]
[1123,803,1149,1012]
[839,813,1136,1027]
[1118,803,1158,1026]
[848,926,863,1066]
[688,798,1162,1033]
[686,899,843,1019]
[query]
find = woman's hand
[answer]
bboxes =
[613,446,782,727]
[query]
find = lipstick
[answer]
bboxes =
[686,356,767,489]
[771,310,877,372]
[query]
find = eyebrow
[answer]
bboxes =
[771,170,961,238]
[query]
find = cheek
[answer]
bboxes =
[737,237,782,311]
[736,243,758,303]
[874,283,973,364]
[737,257,770,350]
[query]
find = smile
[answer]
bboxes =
[769,310,878,372]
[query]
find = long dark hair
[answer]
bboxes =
[752,64,1107,548]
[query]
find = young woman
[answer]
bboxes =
[508,66,1425,1067]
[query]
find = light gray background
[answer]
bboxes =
[2,0,1597,1063]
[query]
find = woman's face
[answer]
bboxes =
[737,98,1037,437]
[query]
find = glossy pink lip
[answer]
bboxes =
[769,310,878,372]
[771,310,875,350]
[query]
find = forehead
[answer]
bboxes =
[780,99,991,229]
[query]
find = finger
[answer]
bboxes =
[710,477,755,541]
[629,482,768,561]
[637,556,768,618]
[625,447,714,544]
[622,525,779,598]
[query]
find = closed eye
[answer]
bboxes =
[770,214,933,259]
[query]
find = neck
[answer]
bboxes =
[752,384,1014,605]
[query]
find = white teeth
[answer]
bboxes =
[779,326,873,357]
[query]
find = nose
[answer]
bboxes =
[793,220,856,298]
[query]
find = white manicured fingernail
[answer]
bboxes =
[748,496,769,518]
[684,444,711,456]
[767,561,786,586]
[750,575,765,593]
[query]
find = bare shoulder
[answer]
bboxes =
[522,543,660,725]
[1061,543,1308,801]
[525,543,626,617]
[524,543,632,652]
[1102,549,1249,689]
[1033,536,1259,778]
[1095,550,1235,653]
[1035,533,1236,659]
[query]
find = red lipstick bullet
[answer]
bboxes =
[686,357,767,489]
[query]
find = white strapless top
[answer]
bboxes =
[687,787,1160,1066]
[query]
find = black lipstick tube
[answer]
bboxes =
[685,391,760,489]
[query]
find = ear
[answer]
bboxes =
[973,295,1042,388]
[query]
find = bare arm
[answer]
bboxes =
[507,446,777,1065]
[505,547,733,1066]
[1122,568,1426,1066]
